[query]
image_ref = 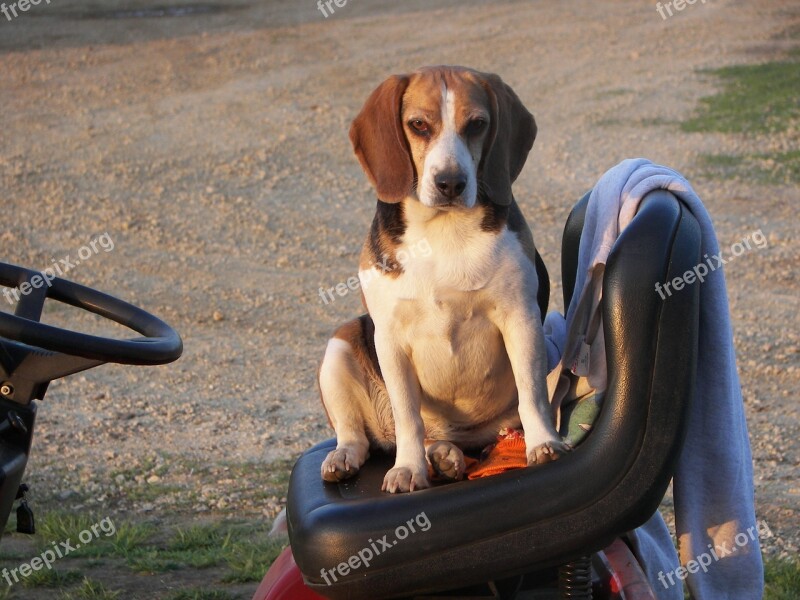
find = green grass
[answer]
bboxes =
[133,521,287,582]
[0,454,294,595]
[123,482,186,505]
[125,549,186,574]
[125,523,237,574]
[223,537,287,583]
[60,577,119,600]
[698,150,800,184]
[676,50,800,185]
[34,514,113,558]
[108,521,156,557]
[34,513,154,559]
[169,524,235,552]
[682,57,800,134]
[764,557,800,600]
[20,567,83,588]
[16,509,287,583]
[102,525,287,582]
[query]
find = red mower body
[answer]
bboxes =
[251,547,327,600]
[253,540,659,600]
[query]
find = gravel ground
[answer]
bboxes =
[0,0,797,580]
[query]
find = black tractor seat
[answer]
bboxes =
[286,189,702,599]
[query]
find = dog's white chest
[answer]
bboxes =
[361,224,537,426]
[394,283,516,425]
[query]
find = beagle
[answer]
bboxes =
[319,66,570,494]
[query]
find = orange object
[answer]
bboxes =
[466,437,528,479]
[428,429,531,482]
[463,428,528,479]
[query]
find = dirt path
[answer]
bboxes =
[0,0,798,595]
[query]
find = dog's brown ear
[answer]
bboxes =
[349,75,413,204]
[479,73,537,206]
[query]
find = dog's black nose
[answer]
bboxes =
[435,173,467,198]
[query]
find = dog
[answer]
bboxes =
[319,66,570,494]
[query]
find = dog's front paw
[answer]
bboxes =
[426,441,466,481]
[321,447,367,482]
[382,464,430,493]
[526,439,572,466]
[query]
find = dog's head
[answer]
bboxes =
[349,66,536,208]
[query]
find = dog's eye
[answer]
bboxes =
[465,118,487,135]
[409,119,429,134]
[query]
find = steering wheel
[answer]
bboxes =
[0,261,182,366]
[0,261,182,541]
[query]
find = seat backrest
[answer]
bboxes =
[557,188,701,523]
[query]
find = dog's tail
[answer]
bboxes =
[269,507,288,537]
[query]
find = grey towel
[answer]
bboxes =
[544,158,763,599]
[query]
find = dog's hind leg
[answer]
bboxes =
[318,318,376,482]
